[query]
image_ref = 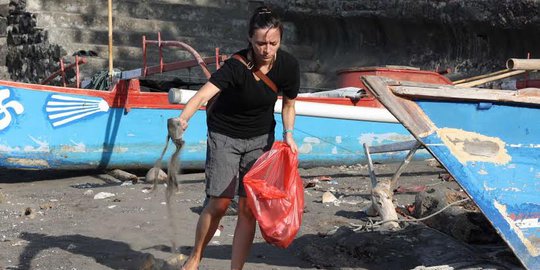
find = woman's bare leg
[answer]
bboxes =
[231,197,256,270]
[183,197,231,270]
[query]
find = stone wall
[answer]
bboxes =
[0,0,10,79]
[266,0,540,85]
[4,0,68,84]
[1,0,539,89]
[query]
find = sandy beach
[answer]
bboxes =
[0,161,524,270]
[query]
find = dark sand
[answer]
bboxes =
[0,161,524,269]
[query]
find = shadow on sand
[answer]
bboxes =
[17,225,523,270]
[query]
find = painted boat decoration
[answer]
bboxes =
[363,75,540,269]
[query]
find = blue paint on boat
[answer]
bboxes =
[0,83,430,170]
[414,100,539,269]
[362,75,540,269]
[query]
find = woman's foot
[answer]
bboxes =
[180,256,199,270]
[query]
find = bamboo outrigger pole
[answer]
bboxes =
[108,0,113,80]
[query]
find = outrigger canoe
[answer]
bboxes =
[363,75,540,269]
[0,37,453,170]
[0,77,408,170]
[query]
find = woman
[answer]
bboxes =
[178,6,300,270]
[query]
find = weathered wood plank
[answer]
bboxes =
[393,85,540,106]
[362,76,435,136]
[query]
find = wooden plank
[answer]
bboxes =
[455,70,525,87]
[393,85,540,106]
[362,76,435,136]
[452,69,510,84]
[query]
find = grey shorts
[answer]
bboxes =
[205,131,274,198]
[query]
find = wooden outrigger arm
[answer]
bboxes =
[41,56,87,87]
[121,33,228,80]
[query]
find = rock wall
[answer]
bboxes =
[1,0,539,89]
[267,0,540,86]
[5,0,67,84]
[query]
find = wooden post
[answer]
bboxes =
[390,141,422,190]
[108,0,113,81]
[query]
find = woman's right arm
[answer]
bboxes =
[178,82,221,130]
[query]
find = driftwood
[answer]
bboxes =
[363,140,424,229]
[107,169,138,183]
[370,179,400,230]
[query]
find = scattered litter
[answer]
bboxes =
[327,226,339,235]
[67,243,77,250]
[72,183,94,189]
[49,199,58,202]
[161,202,167,205]
[108,205,117,209]
[93,192,115,200]
[141,187,152,194]
[120,181,133,187]
[426,158,442,168]
[318,176,332,181]
[11,240,28,246]
[322,191,337,203]
[83,190,94,196]
[304,181,317,188]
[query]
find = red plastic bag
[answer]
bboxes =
[243,141,304,248]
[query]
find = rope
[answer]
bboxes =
[351,198,472,232]
[275,119,359,155]
[399,198,471,223]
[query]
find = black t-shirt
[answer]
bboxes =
[207,48,300,138]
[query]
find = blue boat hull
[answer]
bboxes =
[419,101,539,269]
[0,82,427,170]
[363,76,539,269]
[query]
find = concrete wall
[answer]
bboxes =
[2,0,540,89]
